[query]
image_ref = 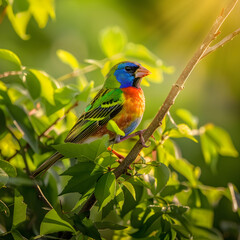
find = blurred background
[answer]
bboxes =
[1,0,240,236]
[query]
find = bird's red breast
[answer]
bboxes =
[91,87,145,140]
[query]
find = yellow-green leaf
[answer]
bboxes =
[57,49,79,70]
[0,49,22,69]
[40,209,75,235]
[100,26,127,57]
[122,181,136,200]
[107,120,125,136]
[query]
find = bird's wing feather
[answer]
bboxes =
[64,88,124,143]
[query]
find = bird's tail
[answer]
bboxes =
[32,152,63,178]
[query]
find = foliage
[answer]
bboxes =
[0,2,239,240]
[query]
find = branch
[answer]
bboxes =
[79,0,239,214]
[201,27,240,58]
[0,70,22,79]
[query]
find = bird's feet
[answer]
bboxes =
[116,129,150,148]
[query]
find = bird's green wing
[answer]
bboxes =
[64,88,124,143]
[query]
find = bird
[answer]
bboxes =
[32,61,151,177]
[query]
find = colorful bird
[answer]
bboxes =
[32,61,150,177]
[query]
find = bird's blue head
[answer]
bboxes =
[104,61,151,89]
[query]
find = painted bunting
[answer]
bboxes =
[33,61,150,177]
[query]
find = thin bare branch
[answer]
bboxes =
[79,0,240,214]
[0,70,22,79]
[202,27,240,58]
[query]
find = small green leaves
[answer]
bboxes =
[5,0,55,39]
[100,26,127,57]
[0,49,22,70]
[169,124,198,143]
[152,163,170,194]
[200,124,238,171]
[40,209,75,235]
[0,159,17,178]
[60,162,104,195]
[57,49,80,69]
[12,190,27,227]
[176,108,198,129]
[170,158,200,187]
[73,214,101,240]
[95,171,116,211]
[53,135,109,160]
[7,104,39,152]
[107,120,125,136]
[122,181,136,200]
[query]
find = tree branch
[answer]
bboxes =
[0,70,22,79]
[79,0,239,214]
[201,27,240,59]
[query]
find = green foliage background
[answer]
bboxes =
[0,0,240,239]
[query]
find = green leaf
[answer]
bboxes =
[95,221,127,230]
[6,5,31,40]
[200,131,218,169]
[29,69,55,105]
[152,163,170,194]
[205,124,238,157]
[73,214,101,240]
[54,85,78,105]
[100,26,127,57]
[75,81,93,102]
[115,183,124,210]
[29,0,55,28]
[53,135,109,160]
[60,162,103,195]
[107,120,125,136]
[160,184,188,197]
[169,124,198,143]
[200,124,238,171]
[0,49,22,69]
[0,168,8,189]
[0,159,17,177]
[121,179,144,217]
[0,200,10,217]
[57,49,80,69]
[40,209,75,235]
[169,158,200,187]
[12,190,27,227]
[131,211,163,238]
[188,208,213,228]
[7,104,39,153]
[24,69,41,100]
[176,108,198,129]
[95,171,116,211]
[122,181,136,200]
[11,228,27,240]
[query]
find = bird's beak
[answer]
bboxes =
[135,66,151,78]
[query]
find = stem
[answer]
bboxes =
[79,0,239,214]
[7,127,53,209]
[0,70,22,79]
[201,27,240,59]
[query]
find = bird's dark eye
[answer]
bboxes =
[125,66,132,72]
